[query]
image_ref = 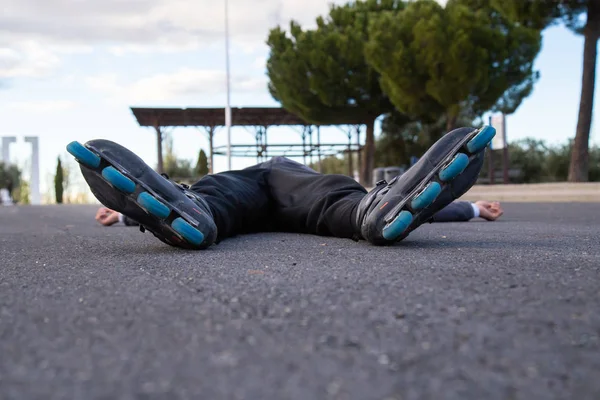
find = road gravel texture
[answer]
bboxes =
[0,203,599,400]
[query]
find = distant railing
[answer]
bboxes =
[477,169,522,184]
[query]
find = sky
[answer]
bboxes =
[0,0,598,200]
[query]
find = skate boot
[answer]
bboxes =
[356,126,495,245]
[67,139,217,250]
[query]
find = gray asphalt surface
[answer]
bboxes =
[1,203,599,400]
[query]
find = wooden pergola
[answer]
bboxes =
[130,107,365,175]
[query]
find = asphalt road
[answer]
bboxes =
[1,203,599,400]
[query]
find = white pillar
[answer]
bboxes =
[24,136,41,205]
[1,136,17,164]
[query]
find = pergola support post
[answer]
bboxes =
[154,123,164,174]
[317,126,322,173]
[263,126,268,161]
[195,126,216,174]
[302,127,307,165]
[347,127,353,178]
[356,125,362,181]
[308,126,313,167]
[208,126,215,174]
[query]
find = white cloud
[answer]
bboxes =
[1,0,448,83]
[0,0,348,78]
[1,0,343,50]
[0,42,61,78]
[86,68,268,103]
[253,55,268,69]
[8,100,76,112]
[0,39,93,79]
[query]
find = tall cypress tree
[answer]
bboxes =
[195,149,209,176]
[55,157,64,204]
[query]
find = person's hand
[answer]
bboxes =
[95,207,120,226]
[475,201,504,221]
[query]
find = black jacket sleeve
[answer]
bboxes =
[431,201,475,223]
[123,215,140,227]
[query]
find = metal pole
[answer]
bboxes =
[224,0,232,171]
[502,114,509,184]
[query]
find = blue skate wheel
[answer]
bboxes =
[411,182,441,210]
[101,166,135,194]
[382,210,413,241]
[439,153,469,182]
[66,141,101,168]
[172,218,205,246]
[137,192,170,219]
[466,126,496,153]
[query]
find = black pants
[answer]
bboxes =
[121,158,476,235]
[190,157,367,241]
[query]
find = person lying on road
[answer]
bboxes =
[95,200,504,227]
[68,125,497,249]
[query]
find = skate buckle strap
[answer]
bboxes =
[354,180,390,236]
